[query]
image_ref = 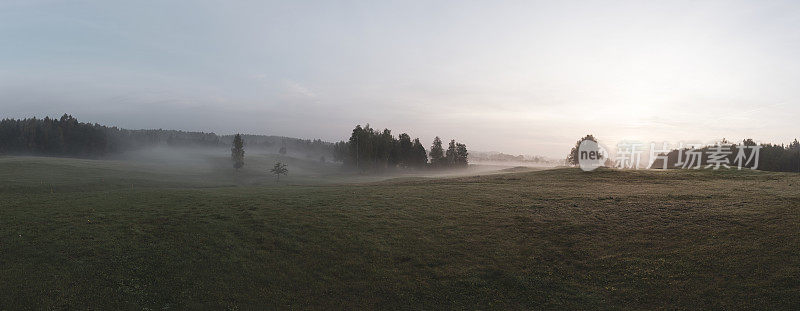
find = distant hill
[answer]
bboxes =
[0,114,335,159]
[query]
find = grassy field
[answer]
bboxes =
[1,155,798,309]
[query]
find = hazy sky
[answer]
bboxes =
[2,0,799,157]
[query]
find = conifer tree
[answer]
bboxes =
[411,138,428,168]
[397,133,413,167]
[456,142,468,167]
[430,136,444,168]
[446,139,457,167]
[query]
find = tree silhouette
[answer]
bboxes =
[456,142,468,167]
[397,133,413,167]
[567,134,597,166]
[231,133,244,170]
[446,139,457,167]
[270,162,288,182]
[411,138,428,168]
[430,136,445,168]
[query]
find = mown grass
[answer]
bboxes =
[1,156,798,309]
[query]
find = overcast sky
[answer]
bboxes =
[1,0,799,157]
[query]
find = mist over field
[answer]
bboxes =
[74,143,532,188]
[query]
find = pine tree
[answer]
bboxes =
[411,138,428,168]
[456,142,468,167]
[430,136,444,168]
[348,125,366,171]
[446,139,457,168]
[231,133,244,170]
[397,133,413,167]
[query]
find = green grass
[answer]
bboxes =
[1,156,798,309]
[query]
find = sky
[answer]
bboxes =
[1,0,799,158]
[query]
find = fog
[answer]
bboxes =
[90,145,537,187]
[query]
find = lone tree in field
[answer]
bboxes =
[566,134,597,166]
[270,162,288,182]
[429,136,445,168]
[231,133,245,170]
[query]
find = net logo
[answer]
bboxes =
[578,140,608,171]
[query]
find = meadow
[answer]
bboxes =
[1,154,798,309]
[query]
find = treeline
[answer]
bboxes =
[651,138,800,172]
[332,124,468,172]
[0,114,334,158]
[0,115,110,156]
